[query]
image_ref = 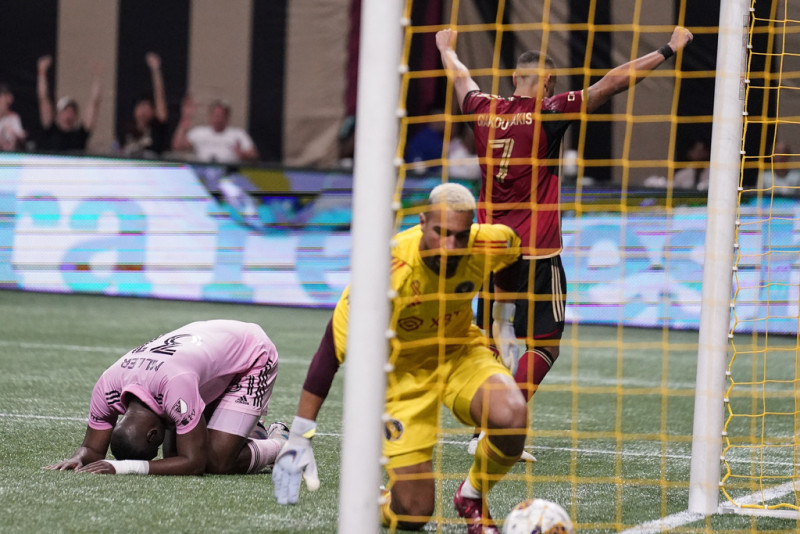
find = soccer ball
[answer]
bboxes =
[502,498,574,534]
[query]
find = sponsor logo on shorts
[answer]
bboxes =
[235,395,249,405]
[383,418,404,441]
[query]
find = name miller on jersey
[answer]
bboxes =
[476,111,533,130]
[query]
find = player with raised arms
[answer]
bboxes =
[435,27,694,453]
[44,319,288,476]
[273,183,528,533]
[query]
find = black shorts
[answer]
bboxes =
[476,255,567,341]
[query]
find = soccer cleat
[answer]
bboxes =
[519,450,537,462]
[250,420,269,440]
[266,421,290,442]
[453,480,499,534]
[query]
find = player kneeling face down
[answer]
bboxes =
[44,320,288,476]
[273,183,527,533]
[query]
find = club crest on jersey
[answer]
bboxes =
[171,398,188,414]
[455,281,475,293]
[383,418,404,441]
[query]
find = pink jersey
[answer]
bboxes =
[88,320,278,435]
[463,89,584,257]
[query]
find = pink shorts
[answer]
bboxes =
[207,351,278,437]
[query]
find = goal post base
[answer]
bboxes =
[719,505,800,521]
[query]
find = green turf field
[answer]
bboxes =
[1,290,798,533]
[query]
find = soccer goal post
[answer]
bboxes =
[337,1,405,532]
[687,0,749,516]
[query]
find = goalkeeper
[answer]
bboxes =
[435,27,694,437]
[273,183,527,533]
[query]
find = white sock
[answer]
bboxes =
[460,477,482,499]
[246,438,283,474]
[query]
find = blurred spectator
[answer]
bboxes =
[761,140,800,196]
[36,55,102,152]
[119,52,168,158]
[673,138,711,190]
[405,108,445,175]
[447,122,481,180]
[171,96,258,163]
[0,83,26,151]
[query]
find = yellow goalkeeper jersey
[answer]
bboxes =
[331,223,521,368]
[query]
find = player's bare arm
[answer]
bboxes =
[171,94,196,151]
[585,26,693,113]
[296,389,327,422]
[76,418,210,475]
[83,61,103,132]
[146,52,168,123]
[43,426,111,471]
[36,55,54,129]
[436,29,480,111]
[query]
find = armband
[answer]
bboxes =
[657,44,675,60]
[106,459,149,475]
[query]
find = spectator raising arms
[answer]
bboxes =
[36,55,102,153]
[119,52,169,158]
[171,96,258,163]
[0,84,26,151]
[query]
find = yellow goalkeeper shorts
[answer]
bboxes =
[382,340,512,469]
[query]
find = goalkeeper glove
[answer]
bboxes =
[492,301,520,371]
[273,416,320,505]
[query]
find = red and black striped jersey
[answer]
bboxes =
[463,89,583,257]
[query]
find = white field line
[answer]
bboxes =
[619,510,706,534]
[0,413,85,422]
[5,340,794,392]
[2,412,795,470]
[0,339,709,389]
[620,481,799,534]
[4,413,797,531]
[2,340,793,392]
[0,340,697,389]
[0,339,309,365]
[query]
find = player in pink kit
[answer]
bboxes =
[436,27,693,459]
[44,320,287,476]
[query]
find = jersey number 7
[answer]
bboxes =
[488,138,515,182]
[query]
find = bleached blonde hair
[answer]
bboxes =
[427,183,477,213]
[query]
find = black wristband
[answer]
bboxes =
[657,44,675,60]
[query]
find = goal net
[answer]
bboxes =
[343,0,800,531]
[719,0,800,519]
[392,1,717,530]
